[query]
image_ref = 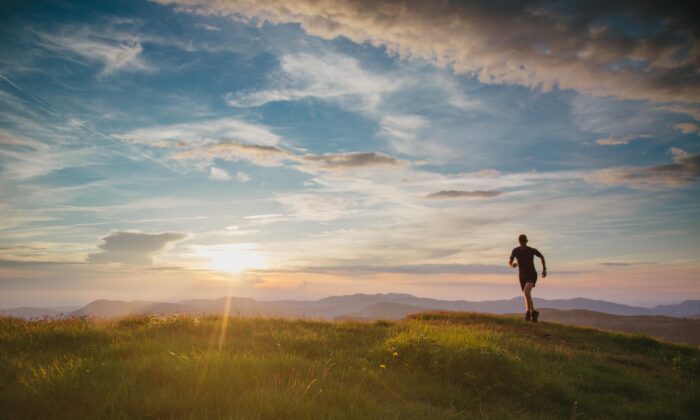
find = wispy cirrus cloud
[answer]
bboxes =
[258,263,513,275]
[156,0,700,104]
[425,190,502,199]
[0,242,92,264]
[594,134,650,146]
[0,128,101,180]
[117,118,407,173]
[378,114,450,158]
[599,261,656,267]
[225,52,401,112]
[379,115,428,144]
[175,140,406,172]
[36,28,153,76]
[0,131,48,151]
[114,118,282,148]
[221,50,482,161]
[0,92,110,179]
[586,148,700,189]
[173,141,291,167]
[195,23,222,32]
[656,105,700,121]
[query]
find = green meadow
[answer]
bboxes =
[1,312,698,419]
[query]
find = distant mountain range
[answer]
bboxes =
[3,294,700,345]
[0,306,80,319]
[2,293,699,320]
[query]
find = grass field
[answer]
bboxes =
[1,311,698,419]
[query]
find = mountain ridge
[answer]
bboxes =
[3,293,699,319]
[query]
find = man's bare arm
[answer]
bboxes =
[539,255,547,277]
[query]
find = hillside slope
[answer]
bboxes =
[539,309,700,346]
[0,312,698,419]
[332,302,700,345]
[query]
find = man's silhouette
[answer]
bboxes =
[509,234,546,322]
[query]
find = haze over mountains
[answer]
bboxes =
[3,293,699,320]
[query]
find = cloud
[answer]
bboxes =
[673,123,700,135]
[244,214,283,221]
[225,52,400,112]
[156,0,700,104]
[586,148,700,188]
[272,263,589,277]
[599,262,655,267]
[379,115,427,142]
[173,141,292,167]
[378,114,452,158]
[208,166,231,180]
[117,116,407,175]
[0,131,48,151]
[595,134,650,146]
[195,23,222,31]
[656,105,700,121]
[0,137,99,180]
[299,152,403,171]
[223,51,478,162]
[272,263,512,275]
[168,137,404,172]
[234,171,251,182]
[426,190,502,199]
[0,241,90,264]
[36,28,153,76]
[208,166,251,182]
[272,192,364,222]
[88,231,186,265]
[114,118,282,148]
[0,258,77,267]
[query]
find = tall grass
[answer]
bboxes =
[0,312,698,419]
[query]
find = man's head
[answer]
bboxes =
[518,234,528,245]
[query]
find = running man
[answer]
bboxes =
[509,234,546,322]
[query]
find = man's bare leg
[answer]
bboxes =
[523,282,540,322]
[523,282,535,313]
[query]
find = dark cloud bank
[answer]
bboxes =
[156,0,700,108]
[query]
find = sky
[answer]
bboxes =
[0,0,699,307]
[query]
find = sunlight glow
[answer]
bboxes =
[193,243,265,274]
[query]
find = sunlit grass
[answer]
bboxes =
[0,312,698,418]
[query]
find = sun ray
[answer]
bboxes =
[217,280,235,351]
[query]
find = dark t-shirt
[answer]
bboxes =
[510,246,543,278]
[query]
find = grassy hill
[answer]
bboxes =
[0,312,698,419]
[537,308,700,346]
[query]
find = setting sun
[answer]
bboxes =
[193,244,265,274]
